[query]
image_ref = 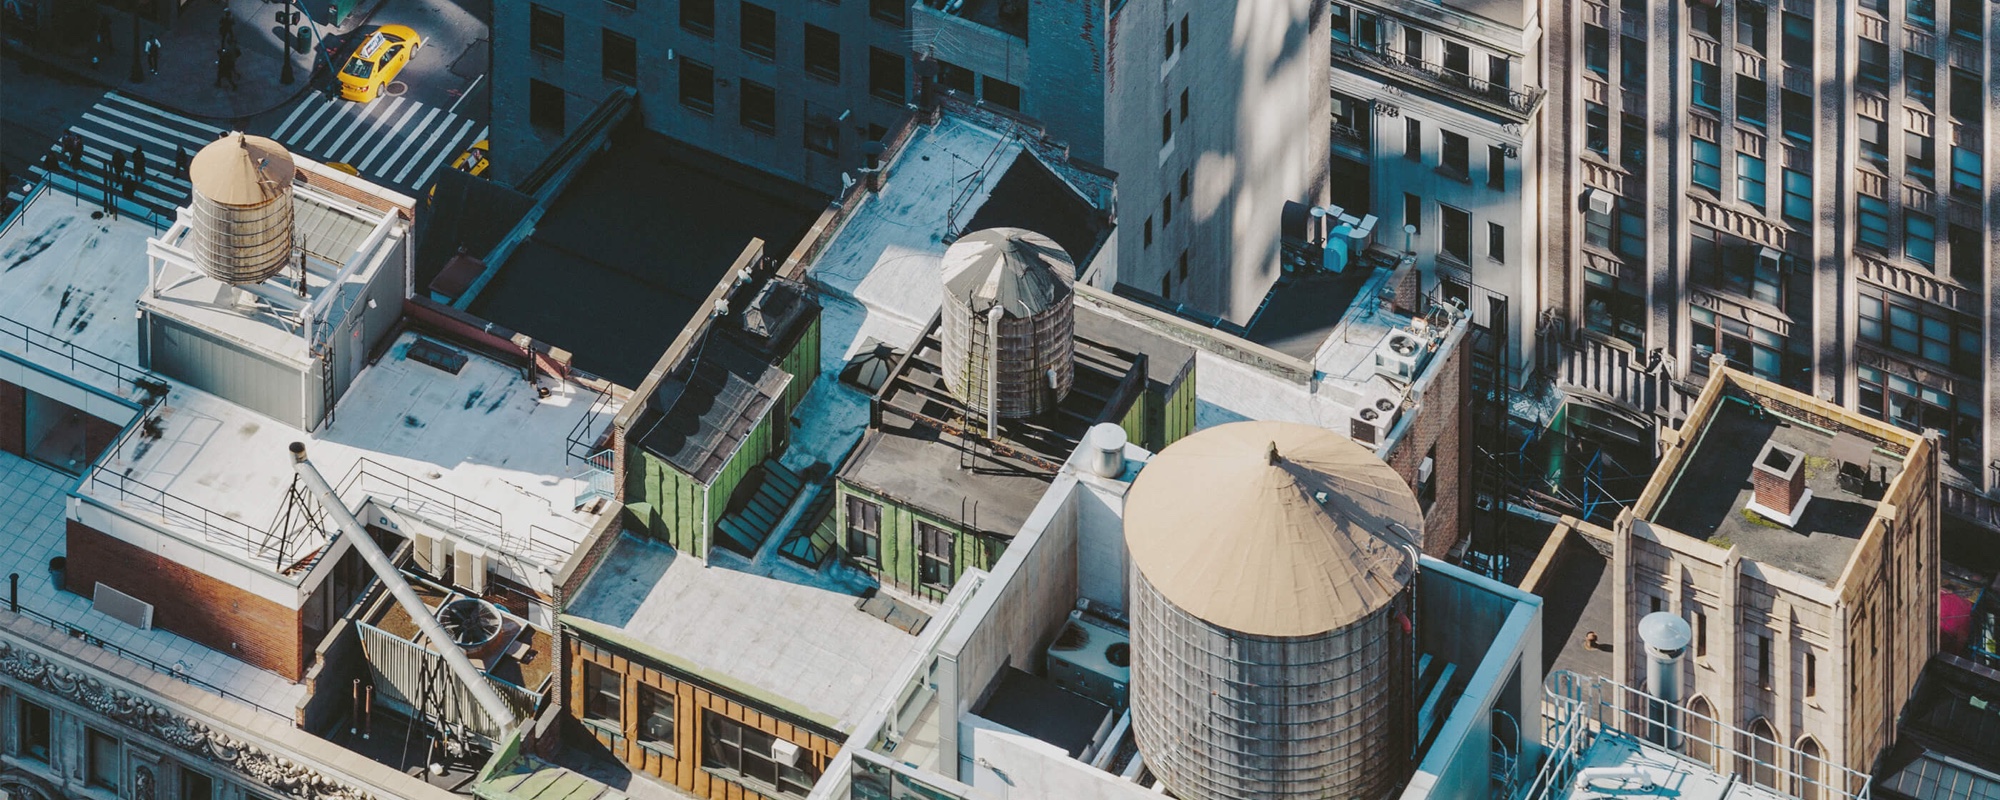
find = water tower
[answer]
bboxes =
[938,227,1075,422]
[185,133,296,284]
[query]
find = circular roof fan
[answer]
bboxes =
[1389,333,1420,356]
[1104,642,1130,668]
[436,598,503,650]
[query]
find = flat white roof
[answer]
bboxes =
[0,190,158,400]
[78,330,614,579]
[567,533,922,730]
[1557,731,1790,800]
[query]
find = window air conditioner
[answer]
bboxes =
[1585,189,1615,216]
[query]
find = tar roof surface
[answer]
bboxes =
[468,126,824,386]
[838,418,1054,539]
[1650,399,1901,584]
[566,532,922,730]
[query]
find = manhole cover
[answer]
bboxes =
[384,82,408,97]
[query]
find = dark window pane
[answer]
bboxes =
[983,76,1021,110]
[869,47,905,103]
[529,79,565,131]
[681,0,715,34]
[740,80,776,133]
[679,59,715,112]
[804,25,840,80]
[1441,205,1470,263]
[602,30,636,85]
[740,2,776,59]
[870,0,905,24]
[530,5,565,57]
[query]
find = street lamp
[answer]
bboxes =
[279,0,297,85]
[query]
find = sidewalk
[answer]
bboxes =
[5,0,388,123]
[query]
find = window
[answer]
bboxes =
[1160,273,1172,298]
[1440,204,1471,263]
[88,729,121,790]
[1737,153,1766,207]
[530,5,565,57]
[1781,13,1811,64]
[638,685,675,752]
[1859,117,1887,165]
[1331,2,1351,42]
[1585,102,1609,155]
[1403,193,1421,234]
[1617,211,1645,259]
[1736,75,1767,125]
[681,0,715,35]
[1951,224,1984,285]
[1857,365,1983,470]
[1691,307,1785,378]
[1718,243,1784,306]
[1178,14,1189,51]
[584,662,622,726]
[1782,169,1811,222]
[183,769,215,800]
[1620,114,1646,167]
[917,522,953,588]
[1402,26,1422,61]
[982,76,1020,110]
[1178,249,1189,283]
[845,496,880,562]
[1805,651,1818,698]
[1755,634,1772,689]
[1912,0,1937,26]
[1178,168,1191,201]
[1584,204,1612,249]
[1861,0,1885,12]
[1489,55,1511,89]
[1692,138,1721,191]
[1748,719,1779,788]
[1488,145,1506,189]
[870,0,904,24]
[1951,70,1983,121]
[1857,195,1890,249]
[1161,193,1172,227]
[1781,90,1812,141]
[529,79,565,131]
[1953,146,1983,197]
[678,59,715,112]
[1906,212,1936,266]
[1161,112,1172,146]
[1142,216,1152,249]
[1694,607,1709,658]
[1179,88,1189,121]
[868,48,905,103]
[739,2,775,59]
[1620,37,1646,89]
[1487,222,1505,263]
[1692,61,1720,109]
[1440,131,1469,179]
[1859,40,1888,90]
[739,80,776,133]
[18,698,49,763]
[1404,118,1421,161]
[702,712,819,797]
[601,30,636,84]
[1951,0,1981,39]
[1585,26,1609,75]
[1442,40,1470,74]
[1906,54,1936,106]
[804,25,840,81]
[935,59,974,94]
[1355,10,1379,50]
[1909,133,1936,181]
[1691,4,1721,38]
[1737,3,1766,52]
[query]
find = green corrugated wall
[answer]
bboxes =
[1118,363,1199,452]
[833,482,1003,603]
[704,412,776,533]
[778,315,822,417]
[625,449,709,556]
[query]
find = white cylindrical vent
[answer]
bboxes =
[187,134,296,285]
[939,228,1076,420]
[1125,421,1424,800]
[1639,611,1692,749]
[1087,422,1127,478]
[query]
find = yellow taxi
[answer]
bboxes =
[450,140,490,178]
[337,25,422,102]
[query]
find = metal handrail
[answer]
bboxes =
[1330,40,1547,117]
[0,310,162,398]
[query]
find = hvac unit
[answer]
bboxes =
[453,542,488,596]
[1349,390,1400,447]
[1046,611,1132,709]
[770,739,806,766]
[1418,456,1436,486]
[1374,330,1424,381]
[412,530,452,574]
[1585,188,1615,216]
[92,583,155,630]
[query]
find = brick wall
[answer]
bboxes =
[1387,337,1469,558]
[65,521,304,679]
[0,380,22,456]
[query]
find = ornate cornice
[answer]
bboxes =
[0,641,375,800]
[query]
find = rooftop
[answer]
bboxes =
[79,329,614,578]
[1874,655,2000,800]
[1649,396,1903,584]
[1552,730,1791,800]
[467,127,826,386]
[1539,535,1616,681]
[564,532,924,730]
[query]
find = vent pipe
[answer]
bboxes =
[288,442,518,730]
[1639,611,1691,749]
[1086,422,1127,478]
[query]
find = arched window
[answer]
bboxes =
[1683,695,1715,767]
[1744,718,1780,789]
[1795,736,1826,800]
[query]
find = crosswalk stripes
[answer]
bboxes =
[270,94,482,196]
[6,91,217,225]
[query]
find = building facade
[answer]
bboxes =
[1543,0,1999,522]
[1326,0,1547,385]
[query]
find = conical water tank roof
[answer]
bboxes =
[941,227,1074,317]
[1124,420,1421,637]
[187,133,296,285]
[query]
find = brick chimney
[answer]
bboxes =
[1749,440,1811,525]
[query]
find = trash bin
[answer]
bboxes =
[47,557,65,593]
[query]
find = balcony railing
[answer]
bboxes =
[1331,120,1368,150]
[1331,40,1546,119]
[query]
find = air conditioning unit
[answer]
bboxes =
[412,530,446,573]
[453,542,488,596]
[1046,611,1131,709]
[1418,456,1436,485]
[1375,330,1425,381]
[1585,188,1615,216]
[770,739,806,766]
[1350,396,1400,446]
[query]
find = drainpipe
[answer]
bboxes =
[986,306,1002,440]
[288,442,518,730]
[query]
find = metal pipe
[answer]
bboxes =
[288,442,518,729]
[986,306,1001,439]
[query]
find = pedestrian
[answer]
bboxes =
[218,9,233,43]
[63,133,83,171]
[219,47,240,90]
[174,145,188,180]
[130,147,147,186]
[143,36,162,74]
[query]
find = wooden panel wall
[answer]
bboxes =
[833,482,1005,604]
[569,638,842,800]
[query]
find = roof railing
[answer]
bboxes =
[1330,40,1546,119]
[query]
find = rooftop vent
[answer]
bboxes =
[1747,440,1812,527]
[436,597,504,656]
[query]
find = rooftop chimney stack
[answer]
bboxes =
[1747,440,1812,527]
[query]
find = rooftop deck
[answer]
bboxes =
[564,532,923,730]
[1650,399,1901,584]
[0,193,164,401]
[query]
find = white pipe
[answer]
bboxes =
[289,442,519,730]
[986,306,1002,439]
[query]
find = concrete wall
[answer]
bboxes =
[1105,0,1329,324]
